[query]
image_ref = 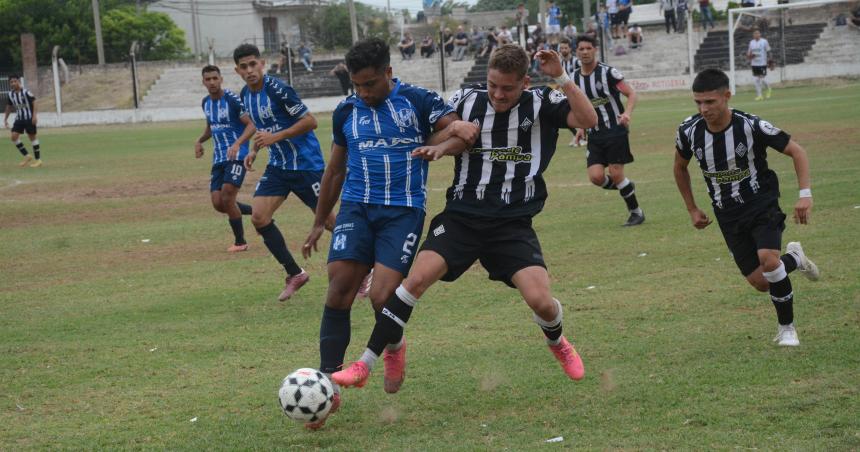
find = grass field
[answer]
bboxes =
[2,82,859,450]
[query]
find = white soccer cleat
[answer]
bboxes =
[787,242,820,281]
[773,324,800,347]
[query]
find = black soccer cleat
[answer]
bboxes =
[622,212,645,227]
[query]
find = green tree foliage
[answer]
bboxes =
[0,0,187,68]
[304,1,392,50]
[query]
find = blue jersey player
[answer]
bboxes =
[300,38,471,430]
[195,65,256,252]
[232,44,335,302]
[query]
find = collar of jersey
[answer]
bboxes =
[356,78,401,108]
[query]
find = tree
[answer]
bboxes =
[102,7,188,61]
[303,1,392,50]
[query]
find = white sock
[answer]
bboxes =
[762,79,769,90]
[754,78,762,96]
[360,348,379,370]
[631,207,643,215]
[617,177,631,190]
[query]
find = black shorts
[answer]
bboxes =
[752,66,767,77]
[716,197,786,276]
[619,8,632,24]
[586,133,634,167]
[419,210,546,288]
[11,120,36,135]
[610,13,621,25]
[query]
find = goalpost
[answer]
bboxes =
[728,0,857,94]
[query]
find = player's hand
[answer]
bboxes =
[794,197,813,224]
[617,112,631,128]
[302,224,325,259]
[411,145,447,161]
[689,208,712,229]
[575,129,586,145]
[194,141,204,158]
[534,49,564,78]
[253,130,278,148]
[226,144,239,161]
[244,150,257,171]
[449,120,480,145]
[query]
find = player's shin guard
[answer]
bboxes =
[764,262,794,326]
[228,218,246,245]
[256,220,302,275]
[366,285,418,358]
[617,178,641,214]
[534,298,564,345]
[320,305,351,374]
[601,175,617,190]
[32,139,40,160]
[237,202,253,215]
[15,140,28,156]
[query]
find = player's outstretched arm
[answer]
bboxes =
[30,100,37,125]
[414,114,477,161]
[228,115,256,161]
[195,124,212,159]
[3,104,9,127]
[673,151,712,229]
[534,49,597,130]
[782,139,813,224]
[303,143,347,259]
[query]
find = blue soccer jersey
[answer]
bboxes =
[548,6,561,25]
[332,79,453,209]
[202,89,250,164]
[240,75,325,171]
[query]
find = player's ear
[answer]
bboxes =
[385,66,393,79]
[724,87,732,102]
[522,74,530,90]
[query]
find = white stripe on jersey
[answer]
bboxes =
[384,99,403,132]
[405,152,412,208]
[582,72,610,128]
[724,125,740,200]
[372,108,381,134]
[351,107,358,139]
[601,68,622,124]
[742,117,760,192]
[287,139,298,170]
[454,93,478,200]
[703,130,722,208]
[383,154,391,205]
[475,104,497,201]
[362,156,370,203]
[524,93,543,202]
[500,106,519,204]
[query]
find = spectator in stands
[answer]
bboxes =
[399,32,416,60]
[661,0,679,33]
[329,61,352,96]
[298,42,313,72]
[442,27,455,57]
[532,25,545,45]
[547,0,563,41]
[498,25,514,45]
[607,0,621,39]
[453,25,469,61]
[853,6,860,27]
[699,0,715,30]
[628,23,644,49]
[585,21,599,39]
[741,0,755,7]
[618,0,633,37]
[563,22,578,41]
[516,3,530,45]
[420,35,436,58]
[469,26,484,54]
[481,27,499,57]
[677,0,689,31]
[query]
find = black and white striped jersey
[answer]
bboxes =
[444,85,571,218]
[572,63,626,137]
[676,109,791,213]
[6,88,35,121]
[561,56,580,76]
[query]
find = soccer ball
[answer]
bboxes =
[278,368,335,423]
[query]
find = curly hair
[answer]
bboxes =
[345,38,390,74]
[488,44,528,79]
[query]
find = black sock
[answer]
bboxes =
[237,202,253,215]
[780,253,799,273]
[367,286,417,356]
[255,221,301,275]
[601,175,617,190]
[535,298,564,342]
[228,218,246,245]
[619,179,640,212]
[319,306,351,374]
[32,140,40,160]
[15,142,28,156]
[765,264,794,325]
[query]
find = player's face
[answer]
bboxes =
[753,30,761,40]
[9,78,20,91]
[235,55,265,87]
[693,88,732,124]
[487,68,528,113]
[350,66,393,107]
[202,71,223,95]
[576,42,596,65]
[559,43,571,57]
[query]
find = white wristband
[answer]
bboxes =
[553,73,571,86]
[799,188,812,198]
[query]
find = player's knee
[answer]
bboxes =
[402,275,430,299]
[749,278,769,292]
[529,296,557,320]
[588,174,605,186]
[325,280,356,309]
[251,212,270,229]
[759,255,781,273]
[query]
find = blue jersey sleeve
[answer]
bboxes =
[331,100,353,148]
[225,91,248,118]
[417,88,454,133]
[266,78,309,119]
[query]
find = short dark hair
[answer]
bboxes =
[559,37,571,47]
[233,44,261,64]
[575,34,598,48]
[692,69,730,92]
[8,74,20,80]
[345,38,390,74]
[201,65,220,76]
[488,44,529,79]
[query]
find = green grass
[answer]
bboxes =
[1,83,859,449]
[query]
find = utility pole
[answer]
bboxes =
[583,0,592,30]
[91,0,105,65]
[539,0,546,32]
[191,0,201,55]
[347,0,359,43]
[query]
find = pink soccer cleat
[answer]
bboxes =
[548,336,585,381]
[331,361,370,388]
[278,270,309,301]
[304,392,340,430]
[227,243,249,253]
[382,340,407,394]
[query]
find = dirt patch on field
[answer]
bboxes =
[35,65,163,112]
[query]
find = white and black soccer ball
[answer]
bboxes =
[278,368,335,423]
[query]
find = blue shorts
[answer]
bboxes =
[210,160,247,192]
[254,166,322,209]
[327,201,425,275]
